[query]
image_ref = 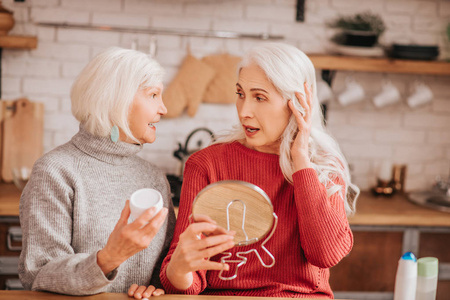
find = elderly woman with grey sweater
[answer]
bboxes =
[19,47,176,299]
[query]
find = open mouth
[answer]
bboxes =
[148,123,156,128]
[243,125,260,133]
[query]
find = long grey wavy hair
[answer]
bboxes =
[216,42,359,216]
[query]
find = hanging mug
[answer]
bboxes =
[338,78,365,106]
[407,82,433,108]
[373,81,401,108]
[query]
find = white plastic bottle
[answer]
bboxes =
[394,252,417,300]
[416,257,439,300]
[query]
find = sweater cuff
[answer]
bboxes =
[160,264,202,295]
[86,250,118,287]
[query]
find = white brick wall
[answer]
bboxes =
[1,0,449,192]
[31,42,90,61]
[60,0,122,12]
[23,78,73,96]
[124,0,183,16]
[31,7,90,24]
[386,1,438,16]
[56,29,121,46]
[92,12,150,28]
[185,2,245,19]
[246,4,296,22]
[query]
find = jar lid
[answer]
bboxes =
[417,257,439,277]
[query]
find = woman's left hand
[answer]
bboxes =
[288,82,313,171]
[128,284,164,299]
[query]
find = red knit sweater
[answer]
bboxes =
[160,141,353,298]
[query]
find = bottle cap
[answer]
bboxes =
[401,252,417,262]
[417,257,438,277]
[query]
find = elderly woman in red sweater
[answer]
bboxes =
[129,42,359,299]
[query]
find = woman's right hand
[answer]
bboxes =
[166,215,235,290]
[97,200,168,275]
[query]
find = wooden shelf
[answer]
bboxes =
[309,54,450,76]
[0,35,37,49]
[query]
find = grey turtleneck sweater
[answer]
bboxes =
[18,125,176,295]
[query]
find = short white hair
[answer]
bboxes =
[217,42,359,215]
[71,47,165,142]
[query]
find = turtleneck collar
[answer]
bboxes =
[71,124,143,165]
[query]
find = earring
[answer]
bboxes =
[110,125,119,143]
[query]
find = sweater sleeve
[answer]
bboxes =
[293,168,353,268]
[160,156,210,294]
[18,158,117,295]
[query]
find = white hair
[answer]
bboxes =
[217,42,359,216]
[71,47,165,143]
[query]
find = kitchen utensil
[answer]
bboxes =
[390,44,439,60]
[167,128,214,206]
[341,30,379,47]
[173,127,215,178]
[1,98,44,182]
[331,43,384,57]
[191,180,278,280]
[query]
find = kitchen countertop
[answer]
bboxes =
[0,291,349,300]
[1,183,449,227]
[348,191,450,227]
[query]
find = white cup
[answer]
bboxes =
[338,79,365,106]
[407,82,433,108]
[129,188,163,221]
[373,81,401,108]
[378,160,393,182]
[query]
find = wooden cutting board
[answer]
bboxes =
[0,100,14,181]
[1,98,44,182]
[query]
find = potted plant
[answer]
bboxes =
[327,11,386,47]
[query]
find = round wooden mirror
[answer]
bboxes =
[192,180,274,246]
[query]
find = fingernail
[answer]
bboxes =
[224,264,230,271]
